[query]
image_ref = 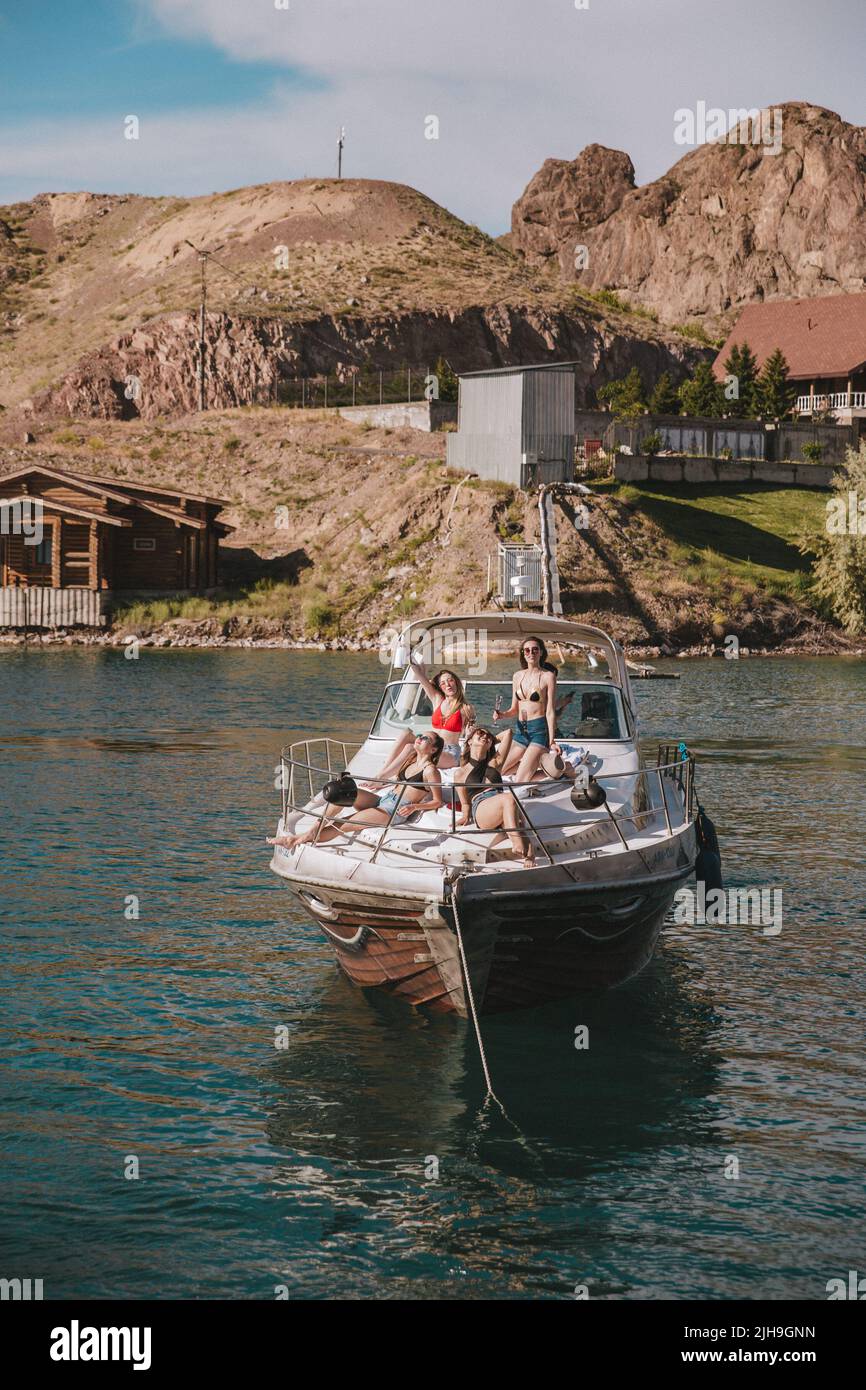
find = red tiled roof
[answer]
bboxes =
[713,294,866,381]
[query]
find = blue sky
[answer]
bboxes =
[0,1,309,121]
[0,0,864,232]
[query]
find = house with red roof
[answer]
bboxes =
[714,293,866,422]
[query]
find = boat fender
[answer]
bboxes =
[571,776,606,810]
[694,804,723,891]
[323,771,358,807]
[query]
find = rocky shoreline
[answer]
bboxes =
[1,615,860,659]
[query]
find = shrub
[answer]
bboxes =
[803,441,866,633]
[642,431,663,458]
[802,442,824,463]
[302,593,337,634]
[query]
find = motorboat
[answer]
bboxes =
[269,612,698,1016]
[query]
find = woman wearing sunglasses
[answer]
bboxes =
[378,659,475,779]
[493,635,560,783]
[453,726,537,867]
[271,732,444,850]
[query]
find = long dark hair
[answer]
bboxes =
[518,636,558,673]
[460,726,496,767]
[403,731,444,774]
[432,669,471,713]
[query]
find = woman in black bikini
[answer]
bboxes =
[272,732,444,849]
[494,636,560,784]
[452,726,536,866]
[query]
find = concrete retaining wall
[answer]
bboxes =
[615,455,835,489]
[338,400,457,432]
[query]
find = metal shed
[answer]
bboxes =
[446,363,576,489]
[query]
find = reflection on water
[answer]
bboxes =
[0,648,864,1299]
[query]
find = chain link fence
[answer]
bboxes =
[246,362,460,410]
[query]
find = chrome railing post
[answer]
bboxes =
[659,766,672,835]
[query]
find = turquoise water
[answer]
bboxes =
[0,648,864,1300]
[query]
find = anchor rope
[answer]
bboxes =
[450,883,505,1114]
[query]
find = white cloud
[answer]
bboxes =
[2,0,863,229]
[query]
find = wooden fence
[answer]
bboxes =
[0,588,105,628]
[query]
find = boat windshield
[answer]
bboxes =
[370,680,626,741]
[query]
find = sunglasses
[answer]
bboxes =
[415,733,432,742]
[523,646,541,654]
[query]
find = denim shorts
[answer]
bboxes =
[377,790,401,816]
[472,786,503,810]
[514,716,549,748]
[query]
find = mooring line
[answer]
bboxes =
[450,883,506,1114]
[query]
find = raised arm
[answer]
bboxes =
[409,659,442,707]
[491,728,513,769]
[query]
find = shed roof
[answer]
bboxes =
[713,294,866,381]
[458,362,579,380]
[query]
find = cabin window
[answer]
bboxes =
[133,537,156,552]
[32,537,52,566]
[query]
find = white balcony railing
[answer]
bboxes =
[796,392,866,413]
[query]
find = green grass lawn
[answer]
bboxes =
[603,481,827,602]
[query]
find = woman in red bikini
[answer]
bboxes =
[378,659,474,776]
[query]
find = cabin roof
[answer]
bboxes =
[56,466,230,507]
[0,494,130,526]
[0,464,226,528]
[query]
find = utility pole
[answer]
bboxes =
[337,126,346,179]
[185,240,224,411]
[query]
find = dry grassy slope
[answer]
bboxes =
[0,409,840,650]
[0,177,700,411]
[0,179,559,407]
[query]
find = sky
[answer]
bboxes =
[0,0,864,233]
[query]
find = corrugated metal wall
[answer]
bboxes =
[459,372,523,437]
[522,369,574,467]
[0,588,105,628]
[447,372,524,482]
[447,367,575,487]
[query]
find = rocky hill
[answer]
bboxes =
[0,410,848,655]
[512,102,866,336]
[0,178,704,421]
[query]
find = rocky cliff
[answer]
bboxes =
[32,303,703,421]
[0,175,706,422]
[511,103,866,334]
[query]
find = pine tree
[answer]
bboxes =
[598,367,646,419]
[757,348,796,420]
[648,371,681,415]
[803,442,866,634]
[433,356,458,402]
[678,361,724,418]
[723,341,760,416]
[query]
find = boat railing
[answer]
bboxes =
[277,739,695,870]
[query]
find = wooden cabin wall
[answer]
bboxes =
[111,514,185,589]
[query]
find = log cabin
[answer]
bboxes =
[0,464,232,627]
